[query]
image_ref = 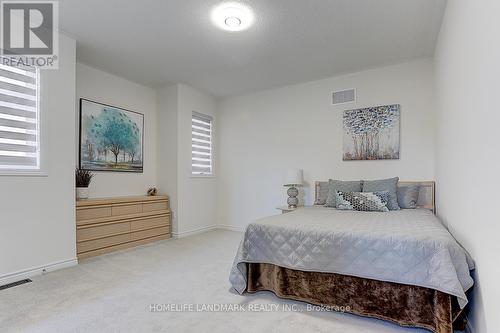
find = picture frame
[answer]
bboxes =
[79,98,144,172]
[343,104,400,161]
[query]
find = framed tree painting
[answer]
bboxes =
[343,104,400,161]
[79,99,144,172]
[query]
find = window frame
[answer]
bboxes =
[191,111,214,178]
[0,64,45,177]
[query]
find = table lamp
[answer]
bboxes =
[284,169,303,208]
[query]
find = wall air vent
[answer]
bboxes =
[332,88,356,105]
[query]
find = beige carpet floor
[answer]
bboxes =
[1,230,437,333]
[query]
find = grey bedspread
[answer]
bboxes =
[229,206,474,308]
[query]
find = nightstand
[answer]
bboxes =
[276,206,300,214]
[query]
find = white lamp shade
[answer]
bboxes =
[284,169,303,186]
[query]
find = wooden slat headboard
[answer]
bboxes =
[314,180,436,214]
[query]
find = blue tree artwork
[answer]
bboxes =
[79,99,144,172]
[343,104,400,161]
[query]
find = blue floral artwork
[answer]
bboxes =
[79,99,144,172]
[343,104,400,161]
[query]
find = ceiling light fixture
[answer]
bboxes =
[211,2,254,32]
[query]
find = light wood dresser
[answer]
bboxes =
[76,195,171,260]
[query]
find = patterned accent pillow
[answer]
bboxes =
[335,191,390,212]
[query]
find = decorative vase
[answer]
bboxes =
[76,187,89,200]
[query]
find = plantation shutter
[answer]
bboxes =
[192,111,212,175]
[0,63,39,170]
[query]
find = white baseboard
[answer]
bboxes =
[173,225,218,238]
[217,224,245,232]
[0,258,78,287]
[173,224,245,238]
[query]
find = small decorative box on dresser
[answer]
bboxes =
[76,195,171,260]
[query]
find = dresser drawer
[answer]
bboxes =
[76,206,112,222]
[131,215,169,231]
[142,201,168,213]
[77,221,130,242]
[77,234,131,253]
[112,203,142,216]
[131,226,170,241]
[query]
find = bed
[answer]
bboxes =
[229,181,474,333]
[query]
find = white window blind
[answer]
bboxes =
[0,63,39,170]
[192,111,212,175]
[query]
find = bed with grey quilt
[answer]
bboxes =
[229,206,475,332]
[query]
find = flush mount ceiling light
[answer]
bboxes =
[211,2,254,32]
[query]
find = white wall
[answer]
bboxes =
[157,84,217,236]
[76,63,158,198]
[0,35,77,282]
[217,59,435,230]
[434,0,500,331]
[177,85,217,236]
[157,84,179,232]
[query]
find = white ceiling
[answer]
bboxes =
[60,0,447,98]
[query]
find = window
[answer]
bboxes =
[191,111,213,176]
[0,63,40,171]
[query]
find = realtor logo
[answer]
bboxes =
[1,1,58,68]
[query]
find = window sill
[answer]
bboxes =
[190,174,216,179]
[0,170,48,177]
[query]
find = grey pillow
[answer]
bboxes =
[397,185,420,209]
[325,179,363,207]
[314,181,330,205]
[362,177,400,210]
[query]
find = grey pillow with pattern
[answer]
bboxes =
[362,177,400,210]
[336,191,390,212]
[325,179,363,207]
